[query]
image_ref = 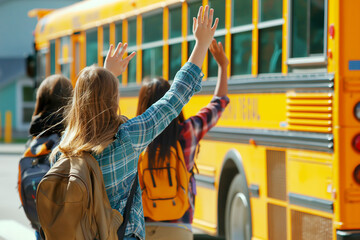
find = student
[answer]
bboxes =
[29,75,73,138]
[50,6,218,240]
[136,39,229,239]
[19,74,73,240]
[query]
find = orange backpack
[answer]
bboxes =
[138,142,191,221]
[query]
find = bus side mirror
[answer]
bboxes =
[26,54,36,78]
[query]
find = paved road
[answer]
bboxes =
[0,151,35,240]
[0,145,224,240]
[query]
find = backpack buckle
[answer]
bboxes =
[32,159,38,166]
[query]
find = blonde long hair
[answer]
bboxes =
[52,66,124,158]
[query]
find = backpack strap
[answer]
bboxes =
[117,172,138,239]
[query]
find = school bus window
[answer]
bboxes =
[128,54,137,84]
[103,25,110,53]
[60,36,71,78]
[232,31,252,75]
[142,12,163,78]
[50,40,56,75]
[232,0,252,26]
[169,7,182,38]
[142,47,163,77]
[86,29,98,66]
[36,50,46,81]
[115,22,123,84]
[143,13,163,43]
[188,40,196,56]
[259,26,282,73]
[260,0,283,22]
[187,0,203,35]
[115,22,122,43]
[128,19,137,47]
[208,35,225,78]
[169,43,182,80]
[168,6,182,80]
[102,25,110,65]
[291,0,325,58]
[208,0,225,29]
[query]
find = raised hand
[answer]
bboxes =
[188,5,219,68]
[104,42,136,77]
[209,39,229,67]
[193,5,219,48]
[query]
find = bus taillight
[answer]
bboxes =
[353,135,360,152]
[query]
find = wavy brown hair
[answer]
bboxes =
[53,66,126,158]
[136,77,184,169]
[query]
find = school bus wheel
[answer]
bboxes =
[225,174,251,240]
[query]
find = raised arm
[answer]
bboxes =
[181,40,230,144]
[209,39,229,97]
[123,5,219,153]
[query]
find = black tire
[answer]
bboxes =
[225,174,252,240]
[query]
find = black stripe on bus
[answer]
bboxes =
[119,73,334,97]
[203,127,333,153]
[289,192,334,213]
[195,174,215,190]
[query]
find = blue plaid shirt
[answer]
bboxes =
[93,62,203,240]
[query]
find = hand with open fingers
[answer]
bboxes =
[209,39,229,67]
[193,5,219,48]
[104,42,136,77]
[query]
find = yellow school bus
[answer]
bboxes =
[29,0,360,239]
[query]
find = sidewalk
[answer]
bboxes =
[0,143,25,154]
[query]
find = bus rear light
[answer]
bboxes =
[353,135,360,152]
[354,102,360,121]
[354,165,360,184]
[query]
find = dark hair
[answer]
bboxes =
[33,74,73,116]
[136,77,185,169]
[30,75,73,137]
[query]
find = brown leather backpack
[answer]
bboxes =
[36,152,124,240]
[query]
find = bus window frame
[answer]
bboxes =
[286,0,328,67]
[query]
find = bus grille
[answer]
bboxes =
[267,150,286,201]
[291,210,332,240]
[268,203,287,240]
[286,93,333,133]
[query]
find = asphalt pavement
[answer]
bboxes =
[0,144,35,240]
